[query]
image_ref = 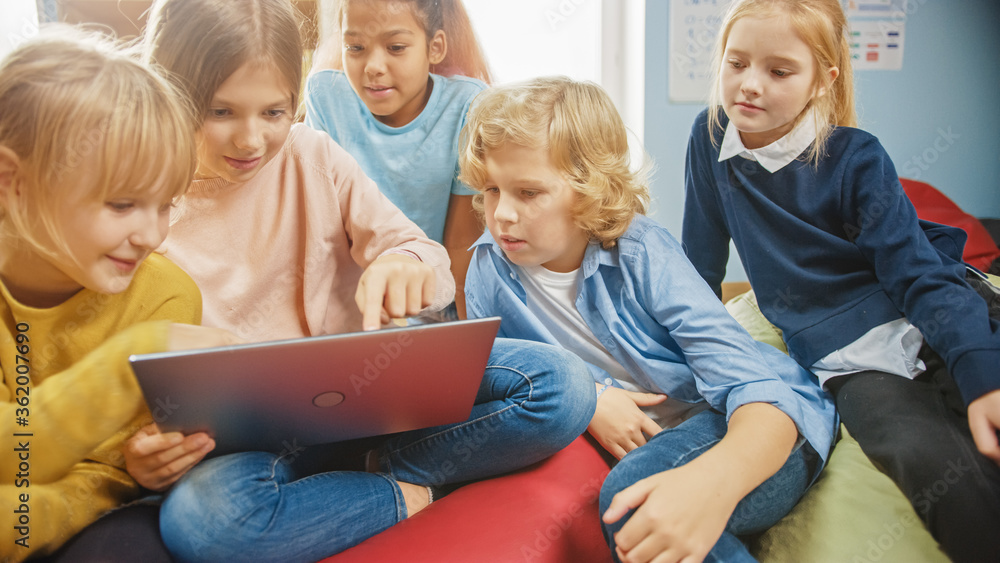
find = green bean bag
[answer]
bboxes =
[725,290,950,563]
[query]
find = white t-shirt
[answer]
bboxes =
[519,264,708,428]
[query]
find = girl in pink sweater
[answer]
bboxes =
[134,1,596,560]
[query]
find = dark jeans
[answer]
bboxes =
[828,349,1000,563]
[34,503,173,563]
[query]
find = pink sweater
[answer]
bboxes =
[161,124,454,341]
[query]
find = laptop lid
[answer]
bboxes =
[129,317,501,456]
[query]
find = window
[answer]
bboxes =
[2,0,39,60]
[465,0,644,153]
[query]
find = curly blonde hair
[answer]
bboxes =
[459,76,648,248]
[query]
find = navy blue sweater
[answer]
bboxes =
[683,108,999,404]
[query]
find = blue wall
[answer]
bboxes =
[644,0,1000,280]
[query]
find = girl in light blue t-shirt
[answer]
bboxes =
[306,0,492,319]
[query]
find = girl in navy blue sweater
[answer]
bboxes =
[682,0,1000,560]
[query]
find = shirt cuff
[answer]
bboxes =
[380,248,422,262]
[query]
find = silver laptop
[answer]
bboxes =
[129,317,501,456]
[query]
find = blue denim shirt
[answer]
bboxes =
[466,215,837,463]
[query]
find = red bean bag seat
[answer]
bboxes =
[901,178,1000,272]
[320,435,613,563]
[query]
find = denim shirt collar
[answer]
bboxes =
[471,231,618,282]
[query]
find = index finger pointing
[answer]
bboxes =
[358,275,388,331]
[421,270,435,309]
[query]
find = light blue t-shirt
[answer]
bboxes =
[305,69,486,243]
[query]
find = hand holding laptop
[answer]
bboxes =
[125,323,244,491]
[124,422,215,491]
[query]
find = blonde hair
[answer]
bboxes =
[459,76,649,249]
[0,26,197,258]
[143,0,305,120]
[707,0,857,164]
[326,0,493,84]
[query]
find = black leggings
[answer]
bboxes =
[827,361,1000,563]
[825,272,1000,563]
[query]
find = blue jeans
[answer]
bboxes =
[159,338,595,562]
[599,410,813,563]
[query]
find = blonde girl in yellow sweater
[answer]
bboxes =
[0,29,237,561]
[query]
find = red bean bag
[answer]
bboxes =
[901,178,1000,271]
[319,436,613,563]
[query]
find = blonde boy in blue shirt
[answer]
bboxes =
[459,76,837,563]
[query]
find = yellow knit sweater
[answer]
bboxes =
[0,253,201,562]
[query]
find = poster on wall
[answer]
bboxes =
[845,0,907,70]
[845,0,908,19]
[848,19,905,71]
[667,0,907,103]
[667,0,725,104]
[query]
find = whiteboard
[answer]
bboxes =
[668,0,727,104]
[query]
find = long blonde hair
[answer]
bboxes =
[0,27,196,258]
[143,0,305,120]
[707,0,857,164]
[323,0,492,84]
[460,76,649,249]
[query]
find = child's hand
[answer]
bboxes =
[355,254,436,331]
[168,324,244,351]
[124,423,215,491]
[602,459,739,563]
[588,385,666,459]
[968,389,1000,466]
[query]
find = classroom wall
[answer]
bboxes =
[644,0,1000,280]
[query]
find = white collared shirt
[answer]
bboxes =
[718,112,818,173]
[717,111,926,386]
